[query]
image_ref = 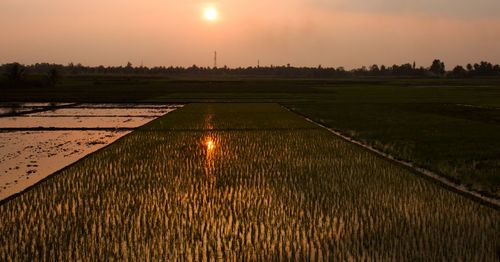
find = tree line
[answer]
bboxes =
[1,59,500,85]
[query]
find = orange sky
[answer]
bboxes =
[1,0,499,68]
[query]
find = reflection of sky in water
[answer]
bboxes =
[0,104,182,128]
[203,115,216,157]
[0,102,71,108]
[73,104,183,108]
[0,103,181,200]
[0,108,14,115]
[31,108,175,117]
[0,103,75,116]
[0,107,41,116]
[0,116,156,129]
[204,114,214,130]
[0,131,130,201]
[203,136,217,180]
[202,114,217,178]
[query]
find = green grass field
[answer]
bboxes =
[284,83,500,197]
[1,103,499,260]
[2,76,499,196]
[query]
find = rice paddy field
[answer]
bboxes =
[0,102,180,201]
[1,103,498,260]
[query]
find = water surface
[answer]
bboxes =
[0,103,181,200]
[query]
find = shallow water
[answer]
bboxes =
[0,102,71,107]
[0,103,181,200]
[0,103,75,116]
[0,131,130,200]
[0,107,44,116]
[73,103,183,108]
[31,108,175,117]
[0,108,13,115]
[0,116,158,129]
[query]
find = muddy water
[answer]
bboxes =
[0,131,130,200]
[0,116,159,129]
[0,103,181,201]
[73,103,183,108]
[32,108,175,117]
[0,103,74,116]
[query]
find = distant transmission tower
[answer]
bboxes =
[214,51,217,69]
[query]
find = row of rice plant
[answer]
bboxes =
[1,103,499,261]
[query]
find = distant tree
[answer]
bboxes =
[473,63,480,72]
[474,61,494,76]
[97,65,106,74]
[68,62,84,74]
[124,62,133,74]
[466,63,473,72]
[494,64,500,75]
[451,65,467,77]
[430,59,445,76]
[47,68,60,86]
[392,63,414,76]
[401,63,414,75]
[6,63,26,82]
[5,60,500,79]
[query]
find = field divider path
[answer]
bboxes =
[282,105,500,209]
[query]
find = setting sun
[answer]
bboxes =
[203,7,218,22]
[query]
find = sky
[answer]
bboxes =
[1,0,499,69]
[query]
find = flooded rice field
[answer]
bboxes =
[1,103,497,260]
[0,116,161,129]
[0,103,181,200]
[0,103,74,117]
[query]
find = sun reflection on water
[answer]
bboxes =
[202,114,218,179]
[202,136,217,180]
[205,138,215,152]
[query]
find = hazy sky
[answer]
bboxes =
[1,0,499,68]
